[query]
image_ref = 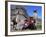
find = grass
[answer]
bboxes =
[36,22,42,30]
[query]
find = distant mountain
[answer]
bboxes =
[37,17,42,22]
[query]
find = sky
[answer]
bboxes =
[11,5,42,18]
[24,6,42,18]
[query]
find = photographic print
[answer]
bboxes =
[5,1,45,36]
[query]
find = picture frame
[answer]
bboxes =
[5,1,45,36]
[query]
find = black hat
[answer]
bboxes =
[34,10,37,13]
